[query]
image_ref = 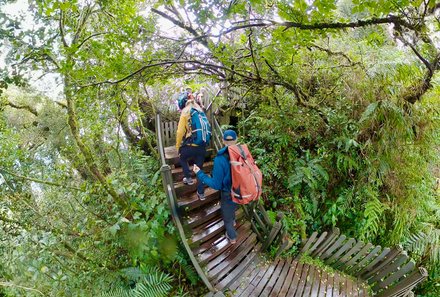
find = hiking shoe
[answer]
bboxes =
[197,192,205,201]
[183,177,194,185]
[225,232,237,245]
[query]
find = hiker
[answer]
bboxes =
[193,130,239,244]
[176,91,211,200]
[194,91,206,110]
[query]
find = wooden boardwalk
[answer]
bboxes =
[156,113,427,297]
[161,145,369,296]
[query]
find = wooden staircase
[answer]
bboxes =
[155,113,427,296]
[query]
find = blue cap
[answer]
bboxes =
[223,130,237,141]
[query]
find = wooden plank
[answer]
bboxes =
[192,209,243,235]
[190,218,228,246]
[335,241,365,270]
[186,202,221,228]
[281,261,304,297]
[215,246,260,290]
[310,268,321,297]
[207,233,257,278]
[262,221,282,252]
[361,247,399,279]
[309,231,328,255]
[162,122,168,145]
[237,262,272,297]
[368,252,409,284]
[178,188,219,213]
[192,216,244,255]
[376,267,428,297]
[346,278,354,297]
[233,259,265,296]
[278,260,299,297]
[348,246,381,275]
[326,273,334,297]
[312,228,340,257]
[198,221,252,264]
[357,282,368,297]
[339,275,348,297]
[259,259,288,297]
[318,270,328,297]
[287,262,309,296]
[358,246,391,276]
[373,260,415,291]
[190,210,244,246]
[326,238,356,265]
[243,258,281,297]
[250,206,268,234]
[204,291,226,297]
[258,203,273,226]
[321,235,347,260]
[343,243,373,272]
[302,265,316,297]
[270,258,294,297]
[229,256,261,291]
[300,231,319,254]
[333,273,340,297]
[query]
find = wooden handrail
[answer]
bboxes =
[156,113,214,291]
[299,228,428,296]
[155,113,167,166]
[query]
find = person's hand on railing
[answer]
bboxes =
[193,164,201,174]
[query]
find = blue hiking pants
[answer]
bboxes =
[221,191,238,240]
[179,145,206,194]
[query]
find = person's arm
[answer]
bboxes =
[195,156,225,190]
[175,112,189,150]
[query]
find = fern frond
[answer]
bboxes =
[132,271,173,297]
[390,207,410,244]
[361,191,386,241]
[100,288,130,297]
[120,267,144,282]
[175,251,199,285]
[404,226,440,269]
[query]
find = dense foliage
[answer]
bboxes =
[1,0,439,296]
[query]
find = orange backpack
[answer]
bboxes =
[228,144,263,204]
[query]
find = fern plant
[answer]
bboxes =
[360,188,387,242]
[174,248,199,285]
[403,225,440,269]
[100,266,173,297]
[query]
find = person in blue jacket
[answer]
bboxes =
[192,130,238,244]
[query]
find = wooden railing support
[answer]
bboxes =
[376,267,428,297]
[299,228,428,296]
[156,113,215,292]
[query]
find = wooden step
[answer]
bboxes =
[192,218,247,256]
[215,247,261,290]
[198,221,252,265]
[185,201,221,228]
[174,180,208,197]
[207,232,258,280]
[178,188,220,213]
[190,209,244,246]
[172,161,214,180]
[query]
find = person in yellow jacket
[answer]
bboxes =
[176,95,207,200]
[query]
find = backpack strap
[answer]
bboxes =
[236,144,247,160]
